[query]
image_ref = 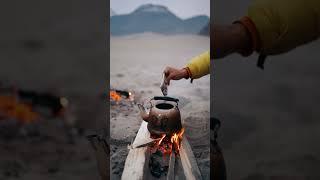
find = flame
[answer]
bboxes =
[152,127,185,155]
[110,91,121,102]
[170,128,185,152]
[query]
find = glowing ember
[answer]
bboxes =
[151,127,185,156]
[110,91,121,102]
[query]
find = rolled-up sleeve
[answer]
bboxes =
[186,51,210,79]
[244,0,320,55]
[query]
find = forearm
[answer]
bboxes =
[212,23,252,58]
[212,0,320,60]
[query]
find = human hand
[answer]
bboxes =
[163,67,189,85]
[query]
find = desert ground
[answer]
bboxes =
[110,33,210,179]
[0,1,107,179]
[214,0,320,179]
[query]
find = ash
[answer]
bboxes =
[149,150,169,178]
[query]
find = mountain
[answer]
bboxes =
[110,8,116,17]
[183,16,210,34]
[199,23,209,36]
[110,4,209,36]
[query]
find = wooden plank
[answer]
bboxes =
[131,121,154,148]
[180,135,203,180]
[121,121,149,180]
[174,155,187,180]
[166,152,176,180]
[121,146,147,180]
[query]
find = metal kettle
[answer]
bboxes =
[138,96,182,136]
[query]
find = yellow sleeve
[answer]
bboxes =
[247,0,320,55]
[186,51,210,79]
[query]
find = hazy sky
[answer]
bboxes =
[110,0,210,19]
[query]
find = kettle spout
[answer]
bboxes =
[137,103,149,122]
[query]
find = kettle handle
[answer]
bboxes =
[152,96,179,103]
[137,103,150,122]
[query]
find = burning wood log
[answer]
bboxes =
[122,121,202,180]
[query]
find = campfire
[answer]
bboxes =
[110,91,122,102]
[147,128,185,178]
[150,128,185,155]
[109,89,134,103]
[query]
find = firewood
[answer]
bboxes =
[179,135,202,180]
[121,121,149,180]
[166,152,175,180]
[122,121,202,180]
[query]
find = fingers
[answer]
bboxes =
[163,67,172,85]
[163,67,187,86]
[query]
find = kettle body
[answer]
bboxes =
[138,96,182,136]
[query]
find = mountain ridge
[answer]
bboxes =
[111,4,209,36]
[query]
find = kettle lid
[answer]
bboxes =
[152,96,179,103]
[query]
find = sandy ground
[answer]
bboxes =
[0,1,107,179]
[214,0,320,179]
[110,33,210,179]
